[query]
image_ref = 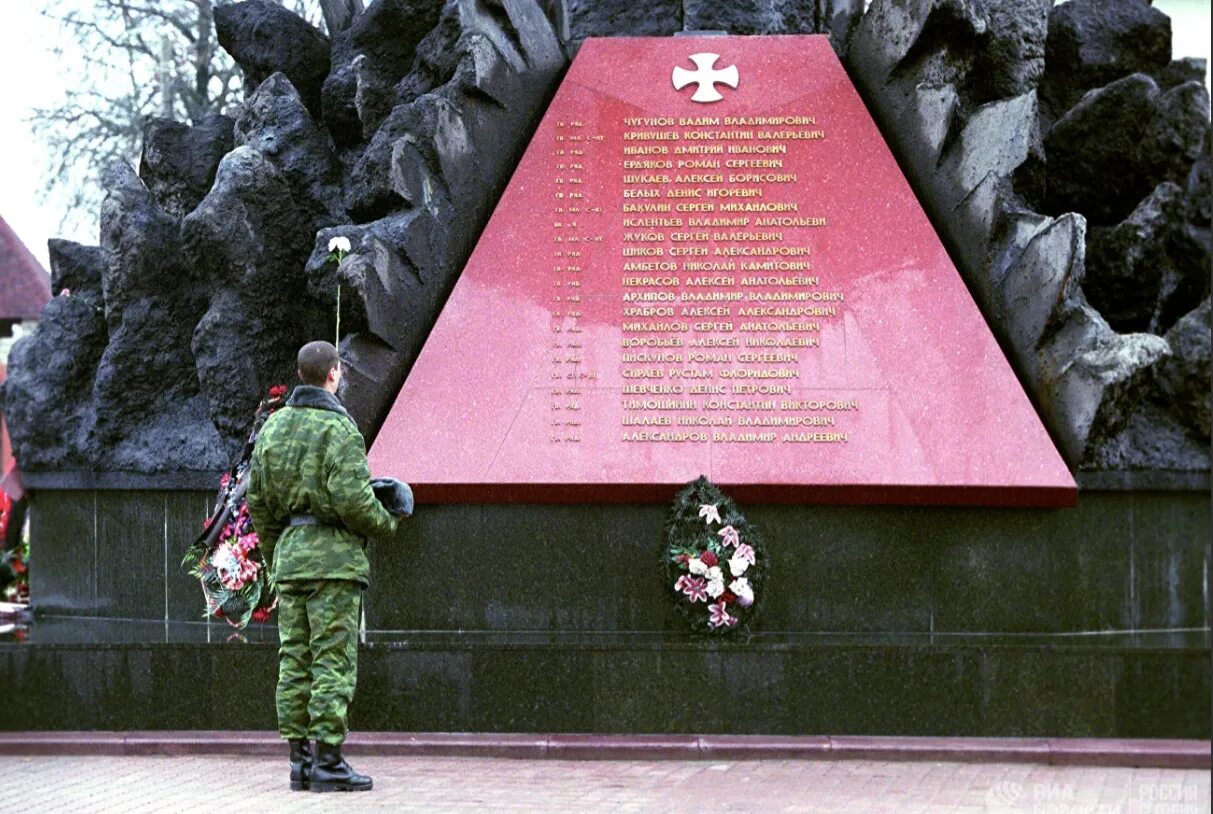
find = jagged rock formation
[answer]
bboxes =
[564,0,860,40]
[214,0,333,117]
[323,0,566,435]
[844,0,1209,471]
[1,259,107,470]
[1040,0,1172,120]
[138,114,236,220]
[2,0,565,473]
[1,0,1207,475]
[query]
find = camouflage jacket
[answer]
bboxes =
[247,385,397,588]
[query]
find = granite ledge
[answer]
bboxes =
[0,732,1205,768]
[22,470,223,491]
[1075,469,1210,492]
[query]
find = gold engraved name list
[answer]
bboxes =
[615,114,854,445]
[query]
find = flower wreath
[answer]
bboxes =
[181,385,288,629]
[663,476,767,634]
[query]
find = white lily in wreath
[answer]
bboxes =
[698,503,722,525]
[729,577,754,607]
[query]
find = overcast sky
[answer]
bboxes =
[1,1,1210,274]
[1,4,73,272]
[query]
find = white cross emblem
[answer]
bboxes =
[671,53,739,103]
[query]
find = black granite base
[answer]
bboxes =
[368,491,1211,634]
[29,489,214,619]
[26,490,1211,637]
[1,619,1207,738]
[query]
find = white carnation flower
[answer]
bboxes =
[688,558,707,575]
[728,555,750,576]
[706,577,725,598]
[705,566,722,582]
[729,577,754,607]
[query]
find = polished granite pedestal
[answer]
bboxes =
[28,490,1212,634]
[2,618,1207,738]
[14,485,1210,737]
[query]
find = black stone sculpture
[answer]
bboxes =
[845,0,1210,471]
[1,0,1207,477]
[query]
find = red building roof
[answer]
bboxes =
[0,216,51,321]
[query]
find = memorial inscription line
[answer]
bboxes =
[548,112,860,446]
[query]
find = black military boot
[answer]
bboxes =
[310,742,373,792]
[288,739,312,791]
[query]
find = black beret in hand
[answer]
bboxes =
[371,477,414,518]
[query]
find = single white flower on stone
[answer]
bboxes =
[728,554,750,576]
[698,503,722,525]
[328,236,352,254]
[729,577,754,607]
[688,557,708,576]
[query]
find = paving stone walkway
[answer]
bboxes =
[1,754,1208,814]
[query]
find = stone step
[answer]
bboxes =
[0,730,1207,769]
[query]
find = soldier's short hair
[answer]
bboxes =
[298,341,340,386]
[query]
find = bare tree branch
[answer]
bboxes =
[318,0,363,35]
[31,0,326,236]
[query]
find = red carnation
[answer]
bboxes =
[720,590,737,605]
[676,554,690,565]
[700,550,718,567]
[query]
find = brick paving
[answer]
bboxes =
[0,754,1208,814]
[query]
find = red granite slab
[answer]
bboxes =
[368,36,1074,507]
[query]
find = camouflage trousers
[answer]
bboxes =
[276,579,362,745]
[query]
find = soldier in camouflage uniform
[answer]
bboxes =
[248,341,398,793]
